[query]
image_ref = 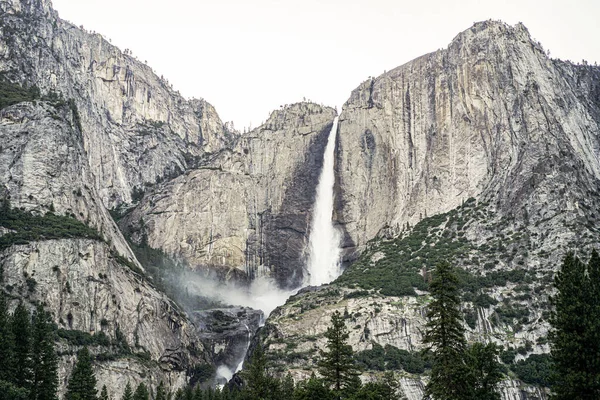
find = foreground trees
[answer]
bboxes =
[318,311,361,399]
[65,347,97,400]
[0,297,58,400]
[423,262,502,400]
[549,251,600,399]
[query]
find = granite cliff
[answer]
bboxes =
[122,103,336,287]
[257,20,600,399]
[2,1,600,398]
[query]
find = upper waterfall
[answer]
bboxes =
[306,116,342,286]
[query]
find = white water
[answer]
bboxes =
[194,115,342,383]
[305,116,342,286]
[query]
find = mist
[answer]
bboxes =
[172,268,297,317]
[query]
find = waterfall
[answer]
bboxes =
[235,323,251,372]
[306,116,342,286]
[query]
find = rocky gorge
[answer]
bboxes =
[1,0,600,399]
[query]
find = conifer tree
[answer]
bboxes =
[550,252,600,398]
[155,381,167,400]
[281,373,295,399]
[317,311,361,399]
[465,342,502,400]
[133,382,149,400]
[30,305,58,400]
[241,341,277,400]
[11,302,32,390]
[193,385,203,400]
[121,383,133,400]
[99,385,109,400]
[65,347,97,400]
[422,262,471,400]
[293,373,335,400]
[0,292,14,383]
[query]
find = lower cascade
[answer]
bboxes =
[305,116,342,286]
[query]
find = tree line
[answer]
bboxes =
[2,250,600,399]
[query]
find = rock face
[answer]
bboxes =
[258,20,600,400]
[335,20,600,262]
[191,307,263,382]
[0,0,234,209]
[0,100,210,397]
[123,103,336,287]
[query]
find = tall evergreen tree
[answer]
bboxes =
[133,382,149,400]
[241,341,279,400]
[465,343,502,400]
[317,311,361,399]
[121,383,133,400]
[155,381,167,400]
[293,373,335,400]
[30,305,58,400]
[99,385,109,400]
[281,373,295,400]
[422,262,471,400]
[0,292,15,383]
[550,252,600,398]
[11,302,32,390]
[65,347,97,400]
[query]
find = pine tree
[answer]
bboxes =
[99,385,109,400]
[11,302,32,390]
[317,311,361,399]
[586,249,600,388]
[465,343,502,400]
[121,383,133,400]
[0,292,15,383]
[281,373,295,399]
[133,382,149,400]
[241,342,277,399]
[422,262,471,400]
[65,347,98,400]
[155,381,167,400]
[30,305,58,400]
[293,373,334,400]
[550,252,600,398]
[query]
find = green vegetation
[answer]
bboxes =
[549,251,600,398]
[0,79,40,110]
[65,347,97,400]
[0,199,102,250]
[317,311,361,398]
[355,343,428,374]
[56,329,111,347]
[423,262,502,400]
[0,296,58,400]
[511,354,553,387]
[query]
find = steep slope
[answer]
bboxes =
[0,99,211,398]
[335,20,600,262]
[0,0,234,209]
[259,20,600,399]
[122,103,336,287]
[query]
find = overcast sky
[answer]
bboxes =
[51,0,600,130]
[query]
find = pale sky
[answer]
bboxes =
[51,0,600,130]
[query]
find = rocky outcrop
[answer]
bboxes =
[0,101,137,264]
[335,20,600,262]
[0,0,234,209]
[123,103,336,287]
[191,307,263,382]
[0,101,210,396]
